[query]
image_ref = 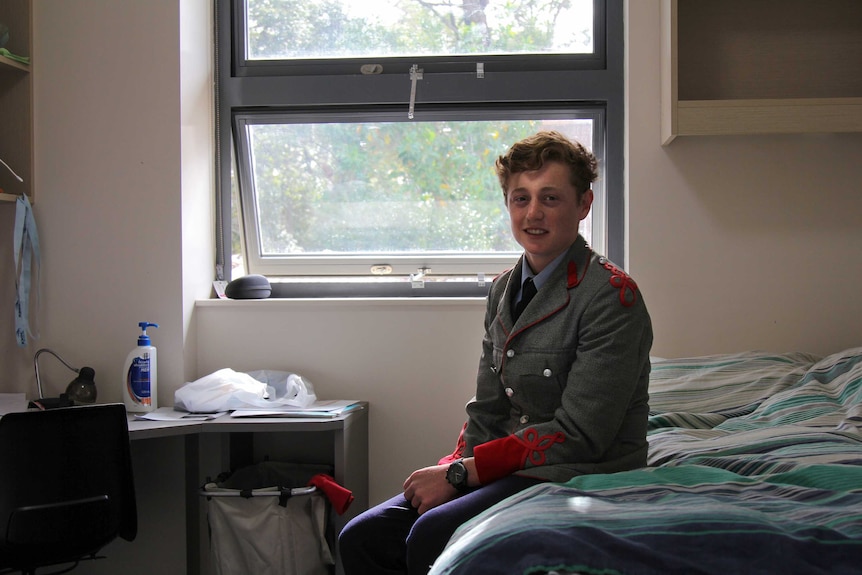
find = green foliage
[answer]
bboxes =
[250,121,543,254]
[247,0,590,58]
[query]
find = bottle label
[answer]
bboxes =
[127,353,151,406]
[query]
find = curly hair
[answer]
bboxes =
[495,131,598,199]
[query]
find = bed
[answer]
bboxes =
[429,347,862,575]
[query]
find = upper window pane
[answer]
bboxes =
[245,0,594,61]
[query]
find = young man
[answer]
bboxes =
[339,131,653,575]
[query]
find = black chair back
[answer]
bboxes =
[0,403,137,572]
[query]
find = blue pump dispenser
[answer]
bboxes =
[123,321,159,413]
[137,322,158,345]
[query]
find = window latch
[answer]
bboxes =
[410,266,430,289]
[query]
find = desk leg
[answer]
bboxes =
[189,432,232,575]
[333,408,369,575]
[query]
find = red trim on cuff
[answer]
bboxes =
[473,428,565,484]
[474,435,528,484]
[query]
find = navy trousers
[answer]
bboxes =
[338,475,542,575]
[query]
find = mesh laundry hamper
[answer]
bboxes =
[202,461,335,575]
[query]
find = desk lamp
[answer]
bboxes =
[31,348,97,409]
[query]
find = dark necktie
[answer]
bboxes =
[513,277,537,321]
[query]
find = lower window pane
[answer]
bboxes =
[241,116,597,276]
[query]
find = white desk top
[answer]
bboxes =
[1,400,367,440]
[127,402,368,440]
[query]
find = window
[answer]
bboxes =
[216,0,624,296]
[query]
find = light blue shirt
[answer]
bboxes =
[516,249,568,305]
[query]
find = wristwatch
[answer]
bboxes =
[446,458,470,492]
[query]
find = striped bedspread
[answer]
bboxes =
[430,347,862,575]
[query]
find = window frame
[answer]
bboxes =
[215,0,625,292]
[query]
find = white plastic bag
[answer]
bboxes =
[246,370,316,408]
[174,368,316,413]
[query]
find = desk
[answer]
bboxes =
[87,404,369,575]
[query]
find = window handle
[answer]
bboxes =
[408,64,423,119]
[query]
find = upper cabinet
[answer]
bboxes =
[0,0,32,202]
[661,0,862,144]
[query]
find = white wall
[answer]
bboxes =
[180,0,218,383]
[1,0,859,508]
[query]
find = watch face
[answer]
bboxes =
[447,461,467,486]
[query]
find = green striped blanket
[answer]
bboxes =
[431,347,862,575]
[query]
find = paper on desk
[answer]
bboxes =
[135,406,227,421]
[0,393,27,415]
[230,399,361,418]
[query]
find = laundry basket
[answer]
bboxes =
[202,461,335,575]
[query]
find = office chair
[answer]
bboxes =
[0,403,137,574]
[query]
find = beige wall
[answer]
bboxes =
[0,0,859,507]
[0,0,212,401]
[195,298,487,506]
[625,2,862,358]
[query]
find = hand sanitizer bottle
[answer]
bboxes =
[122,322,159,413]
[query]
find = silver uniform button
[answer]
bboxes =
[543,368,552,377]
[505,387,514,397]
[519,415,530,424]
[490,365,498,373]
[507,349,515,358]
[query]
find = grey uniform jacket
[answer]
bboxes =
[462,236,653,483]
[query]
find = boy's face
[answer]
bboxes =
[505,161,593,274]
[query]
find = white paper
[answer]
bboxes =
[230,399,361,418]
[135,406,227,421]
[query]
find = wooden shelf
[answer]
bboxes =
[0,0,33,200]
[0,53,29,73]
[661,0,862,144]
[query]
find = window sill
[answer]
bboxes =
[208,276,493,301]
[267,279,490,299]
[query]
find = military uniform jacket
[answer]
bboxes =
[463,236,653,484]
